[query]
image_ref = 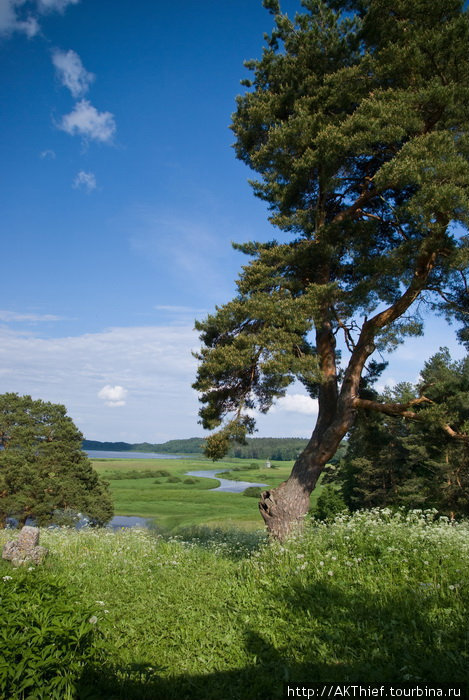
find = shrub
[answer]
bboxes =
[183,478,198,484]
[153,470,170,478]
[243,486,263,498]
[0,569,101,699]
[167,476,181,483]
[153,479,161,484]
[311,485,348,521]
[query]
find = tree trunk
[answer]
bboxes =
[259,412,353,538]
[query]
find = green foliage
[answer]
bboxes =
[193,0,469,460]
[243,486,264,498]
[167,476,181,483]
[0,568,101,699]
[0,393,113,527]
[0,515,467,697]
[183,477,198,484]
[341,349,469,517]
[311,485,348,521]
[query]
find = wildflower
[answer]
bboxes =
[88,615,98,624]
[328,570,333,576]
[95,601,105,605]
[319,561,324,566]
[2,576,12,581]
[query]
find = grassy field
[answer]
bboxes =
[91,457,324,532]
[1,510,468,699]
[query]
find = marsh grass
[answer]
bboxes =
[1,509,468,699]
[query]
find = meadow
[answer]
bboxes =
[91,457,322,532]
[1,509,468,699]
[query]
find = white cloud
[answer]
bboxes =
[0,0,78,38]
[0,1,39,36]
[0,324,200,441]
[52,49,94,98]
[73,170,96,192]
[59,99,116,143]
[98,385,128,408]
[274,394,318,416]
[0,309,63,322]
[40,149,56,159]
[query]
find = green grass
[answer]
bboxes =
[1,509,468,699]
[92,457,325,532]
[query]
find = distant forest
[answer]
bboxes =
[82,437,311,461]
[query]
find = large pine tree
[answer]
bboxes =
[193,0,469,538]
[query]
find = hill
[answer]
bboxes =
[82,437,310,461]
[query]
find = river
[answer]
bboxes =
[86,451,268,529]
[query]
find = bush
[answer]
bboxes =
[153,479,161,484]
[243,486,263,498]
[0,569,101,699]
[153,470,171,478]
[167,476,181,483]
[183,478,198,484]
[311,485,348,521]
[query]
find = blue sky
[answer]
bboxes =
[0,0,466,443]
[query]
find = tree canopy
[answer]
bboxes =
[193,0,469,537]
[0,393,113,527]
[341,349,469,517]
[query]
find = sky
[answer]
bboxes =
[0,0,466,443]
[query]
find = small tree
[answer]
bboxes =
[0,393,113,527]
[193,0,469,538]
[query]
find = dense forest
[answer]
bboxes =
[82,437,311,461]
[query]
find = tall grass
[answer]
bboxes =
[0,509,468,699]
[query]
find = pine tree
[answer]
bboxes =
[341,350,469,517]
[0,393,113,527]
[193,0,469,538]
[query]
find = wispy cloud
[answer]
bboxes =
[37,0,79,12]
[0,324,200,441]
[0,0,78,38]
[98,384,128,407]
[40,149,56,159]
[73,170,97,192]
[52,49,94,98]
[0,310,63,323]
[59,99,116,143]
[0,1,39,36]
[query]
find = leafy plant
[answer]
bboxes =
[0,568,102,699]
[243,486,263,498]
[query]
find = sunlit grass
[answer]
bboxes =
[1,509,467,699]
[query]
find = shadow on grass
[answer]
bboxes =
[77,579,468,699]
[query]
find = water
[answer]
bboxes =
[86,450,181,459]
[108,515,152,529]
[185,469,268,494]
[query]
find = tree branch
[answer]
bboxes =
[352,396,469,442]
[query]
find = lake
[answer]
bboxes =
[86,450,181,459]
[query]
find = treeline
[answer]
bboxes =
[82,437,310,461]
